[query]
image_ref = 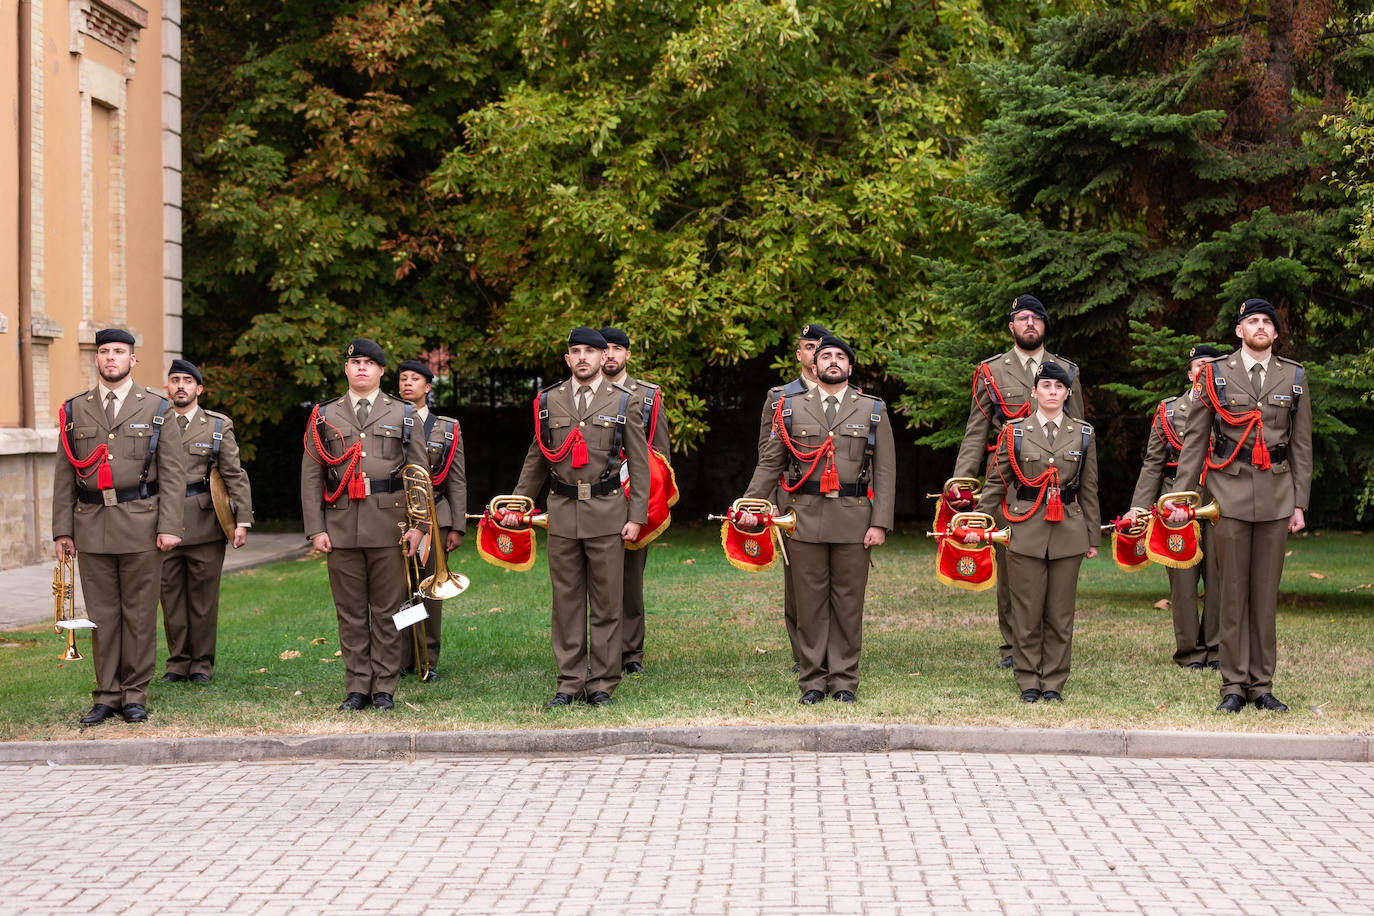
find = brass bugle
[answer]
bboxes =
[925,476,982,500]
[1156,491,1220,524]
[51,554,84,661]
[1103,516,1148,536]
[927,511,1010,544]
[470,494,548,529]
[710,498,794,564]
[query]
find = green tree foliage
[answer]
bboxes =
[887,2,1374,523]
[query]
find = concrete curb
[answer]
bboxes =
[0,724,1368,766]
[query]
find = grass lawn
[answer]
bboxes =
[2,525,1372,741]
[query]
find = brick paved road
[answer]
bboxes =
[4,752,1372,914]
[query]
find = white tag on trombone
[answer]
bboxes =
[418,532,431,567]
[56,619,97,630]
[393,602,428,631]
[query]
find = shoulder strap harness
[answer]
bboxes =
[772,385,839,495]
[59,397,115,491]
[202,415,224,484]
[430,417,460,487]
[304,401,363,503]
[1197,360,1288,485]
[1152,399,1183,468]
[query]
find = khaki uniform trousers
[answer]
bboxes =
[1214,517,1287,701]
[1006,551,1082,694]
[159,540,228,679]
[787,539,870,695]
[621,546,649,667]
[1167,521,1219,667]
[78,550,163,708]
[326,546,407,696]
[549,532,624,697]
[400,538,443,674]
[993,503,1013,656]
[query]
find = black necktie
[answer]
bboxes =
[356,398,370,426]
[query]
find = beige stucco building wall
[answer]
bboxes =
[1,0,181,569]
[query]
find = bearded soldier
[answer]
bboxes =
[948,295,1085,668]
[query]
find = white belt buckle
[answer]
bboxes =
[102,489,118,507]
[577,482,592,500]
[363,478,373,497]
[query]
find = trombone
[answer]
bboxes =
[52,555,95,661]
[400,464,471,679]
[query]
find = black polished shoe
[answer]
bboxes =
[1253,693,1289,712]
[339,692,370,711]
[1216,694,1246,713]
[587,691,612,707]
[832,690,856,704]
[1020,689,1041,703]
[399,666,416,677]
[121,704,149,723]
[371,692,395,710]
[544,692,576,708]
[79,704,119,726]
[1040,690,1063,702]
[160,672,187,683]
[998,656,1014,669]
[418,669,439,683]
[799,689,826,705]
[1207,659,1220,670]
[189,673,211,685]
[1185,662,1205,671]
[623,661,646,675]
[791,662,801,673]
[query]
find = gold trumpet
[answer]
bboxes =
[52,555,89,661]
[467,494,549,530]
[1157,490,1220,524]
[707,497,796,564]
[926,476,983,501]
[400,464,471,679]
[925,511,1010,544]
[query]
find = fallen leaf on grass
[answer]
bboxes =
[1341,583,1373,592]
[318,657,336,663]
[907,672,921,677]
[1153,599,1171,610]
[404,702,420,711]
[297,636,306,641]
[682,558,696,565]
[1310,705,1324,717]
[488,607,504,614]
[1309,572,1326,580]
[293,690,303,696]
[743,699,755,706]
[753,647,768,655]
[255,668,267,673]
[333,650,342,657]
[279,650,302,660]
[1285,550,1293,557]
[310,637,328,645]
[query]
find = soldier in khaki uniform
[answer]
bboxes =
[1125,345,1221,671]
[500,328,650,708]
[949,295,1084,669]
[301,339,428,711]
[1170,299,1312,713]
[53,328,186,726]
[973,361,1099,702]
[757,323,827,672]
[740,335,896,704]
[396,359,466,682]
[158,359,254,685]
[599,327,671,675]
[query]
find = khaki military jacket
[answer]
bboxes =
[52,384,186,553]
[1174,354,1312,522]
[421,412,467,532]
[744,384,896,544]
[978,415,1100,560]
[174,408,254,546]
[301,391,429,549]
[953,348,1084,480]
[513,377,650,539]
[1128,392,1209,511]
[622,375,672,459]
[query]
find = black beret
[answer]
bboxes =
[1238,298,1280,327]
[567,327,608,349]
[1035,360,1073,387]
[1188,345,1222,362]
[167,359,203,385]
[1010,294,1049,324]
[813,335,855,364]
[799,323,831,342]
[94,328,136,347]
[397,359,434,381]
[344,338,386,366]
[599,326,631,348]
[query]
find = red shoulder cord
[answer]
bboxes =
[531,393,589,468]
[996,423,1065,522]
[303,405,365,503]
[1194,362,1270,485]
[772,396,839,494]
[1152,400,1182,451]
[973,363,1032,451]
[58,402,114,490]
[431,419,460,486]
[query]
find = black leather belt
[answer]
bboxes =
[550,477,620,499]
[1215,438,1287,466]
[77,482,159,504]
[1017,485,1078,503]
[367,478,404,493]
[186,480,209,497]
[790,480,862,497]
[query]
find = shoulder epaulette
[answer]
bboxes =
[204,408,230,421]
[852,389,881,402]
[781,378,808,397]
[538,380,562,394]
[143,387,169,399]
[1070,419,1092,434]
[1276,356,1303,368]
[981,353,1002,365]
[611,380,634,394]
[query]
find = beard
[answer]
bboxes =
[1012,326,1043,351]
[818,365,850,385]
[571,361,600,380]
[99,363,131,384]
[602,359,623,377]
[1242,330,1274,353]
[171,390,195,407]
